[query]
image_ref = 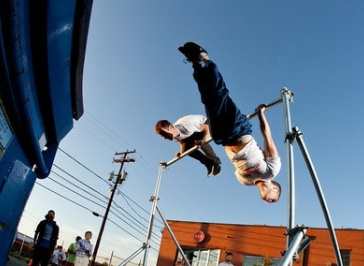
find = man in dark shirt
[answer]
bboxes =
[32,210,60,266]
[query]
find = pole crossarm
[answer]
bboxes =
[115,149,136,156]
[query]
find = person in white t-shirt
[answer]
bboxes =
[218,252,234,266]
[51,246,66,266]
[155,114,221,176]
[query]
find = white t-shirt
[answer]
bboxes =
[225,138,281,185]
[218,262,234,266]
[51,249,66,264]
[173,115,207,141]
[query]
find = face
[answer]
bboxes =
[47,211,55,220]
[260,182,280,203]
[85,232,92,240]
[159,125,178,140]
[261,189,279,203]
[226,254,233,262]
[159,129,173,140]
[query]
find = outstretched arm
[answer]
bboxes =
[256,104,279,158]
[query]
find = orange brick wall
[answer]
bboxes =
[157,220,364,266]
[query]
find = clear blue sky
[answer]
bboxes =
[18,1,364,265]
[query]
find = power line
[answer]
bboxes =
[47,170,162,242]
[35,181,162,246]
[47,177,108,210]
[35,181,161,261]
[36,182,102,217]
[53,164,109,195]
[57,148,110,185]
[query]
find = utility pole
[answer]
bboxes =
[91,150,136,266]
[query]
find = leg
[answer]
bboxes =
[182,135,215,176]
[200,143,220,164]
[181,136,207,164]
[193,61,252,145]
[201,142,222,175]
[32,247,42,266]
[40,248,52,266]
[188,148,213,167]
[183,132,219,163]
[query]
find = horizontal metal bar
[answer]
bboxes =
[246,97,282,119]
[161,139,213,167]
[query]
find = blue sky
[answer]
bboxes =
[18,1,364,265]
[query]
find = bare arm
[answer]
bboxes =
[256,104,279,158]
[175,142,187,158]
[199,123,212,142]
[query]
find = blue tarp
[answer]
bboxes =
[0,0,93,264]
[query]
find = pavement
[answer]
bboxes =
[5,257,28,266]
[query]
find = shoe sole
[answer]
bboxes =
[178,42,208,62]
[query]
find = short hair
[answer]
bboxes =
[272,180,282,200]
[76,236,82,241]
[45,210,55,219]
[155,120,172,134]
[85,231,92,235]
[225,252,233,256]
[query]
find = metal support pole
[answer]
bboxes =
[279,228,305,266]
[246,96,284,119]
[119,244,147,266]
[91,150,136,266]
[293,127,343,266]
[162,139,213,167]
[296,236,312,255]
[142,163,165,266]
[155,205,191,266]
[109,251,114,266]
[281,88,296,266]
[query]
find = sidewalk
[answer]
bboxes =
[6,257,28,266]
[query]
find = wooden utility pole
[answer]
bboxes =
[91,150,136,266]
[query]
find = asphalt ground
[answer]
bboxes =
[5,256,28,266]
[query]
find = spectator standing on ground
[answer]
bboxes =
[75,231,93,266]
[51,246,66,266]
[32,210,59,266]
[65,236,82,266]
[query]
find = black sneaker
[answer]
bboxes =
[178,42,208,63]
[206,164,214,177]
[212,164,221,176]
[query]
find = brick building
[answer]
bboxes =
[11,232,34,258]
[157,220,364,266]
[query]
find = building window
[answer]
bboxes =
[340,249,351,266]
[177,249,220,266]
